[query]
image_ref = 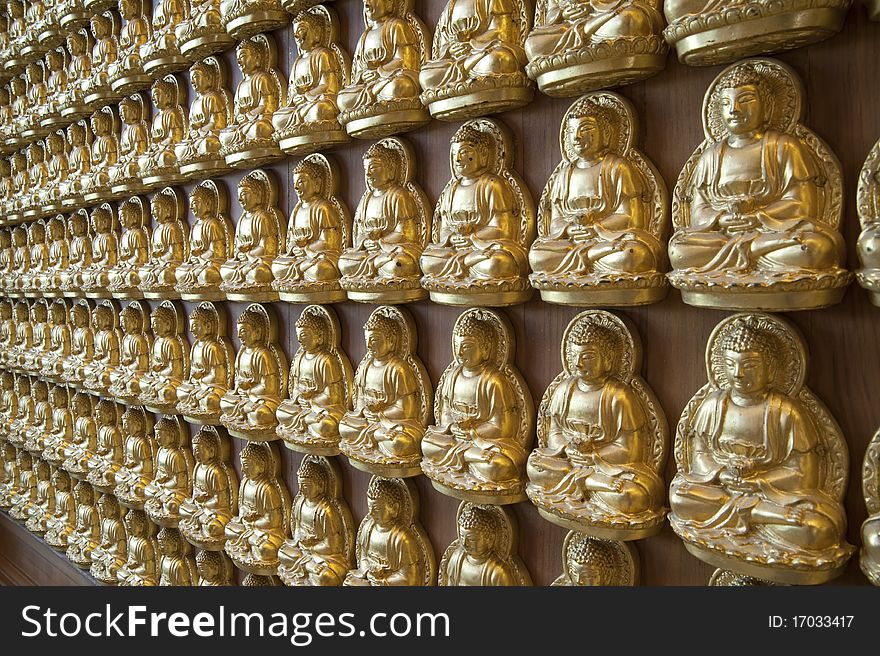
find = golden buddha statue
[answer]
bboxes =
[90,492,128,583]
[109,94,150,195]
[860,428,880,585]
[220,303,287,441]
[551,530,638,585]
[439,502,531,585]
[0,231,12,293]
[138,300,189,414]
[340,307,430,476]
[25,458,56,535]
[175,0,234,60]
[11,301,33,366]
[219,169,284,301]
[144,415,193,527]
[66,479,100,568]
[175,180,233,300]
[663,0,851,66]
[58,211,89,295]
[42,133,69,214]
[22,61,48,141]
[526,310,667,539]
[80,205,119,297]
[667,58,850,311]
[21,0,52,59]
[219,35,284,168]
[224,441,291,574]
[5,0,26,71]
[42,384,72,465]
[62,391,96,478]
[138,75,187,187]
[107,301,151,403]
[40,48,68,130]
[82,11,121,107]
[276,305,353,455]
[23,299,50,373]
[23,142,49,220]
[7,154,27,223]
[270,155,348,303]
[107,196,150,297]
[140,0,190,76]
[44,467,76,549]
[0,442,18,508]
[0,162,11,217]
[277,456,354,586]
[529,93,668,305]
[196,549,234,585]
[339,138,429,302]
[138,187,188,299]
[113,406,156,509]
[81,110,119,205]
[23,379,51,454]
[82,300,121,393]
[61,300,93,385]
[176,303,233,425]
[272,6,350,155]
[219,0,287,40]
[26,222,49,296]
[8,450,36,520]
[179,425,237,550]
[117,508,159,585]
[421,119,535,306]
[176,58,231,178]
[669,312,855,584]
[59,121,91,209]
[8,375,33,447]
[337,0,430,139]
[344,476,435,586]
[85,399,123,493]
[157,527,198,585]
[857,133,880,306]
[57,30,92,121]
[107,0,151,95]
[422,308,534,503]
[0,372,17,436]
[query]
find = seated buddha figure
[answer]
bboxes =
[421,120,535,306]
[58,122,91,208]
[219,170,283,301]
[138,301,188,414]
[529,93,667,306]
[108,302,151,402]
[43,218,70,296]
[157,527,198,585]
[144,416,193,527]
[45,468,76,550]
[218,36,285,168]
[223,442,290,574]
[23,379,52,453]
[0,231,11,293]
[278,456,354,587]
[138,188,187,298]
[0,443,18,509]
[8,155,28,221]
[113,407,156,509]
[80,205,119,297]
[11,303,33,369]
[8,376,34,448]
[195,550,234,586]
[90,493,127,583]
[42,49,68,128]
[108,197,150,297]
[8,451,36,521]
[176,303,233,424]
[421,308,534,504]
[336,0,429,139]
[439,502,531,585]
[669,313,855,585]
[62,392,97,478]
[58,31,90,119]
[419,0,533,120]
[23,63,48,141]
[174,0,233,60]
[140,0,189,76]
[271,155,347,304]
[551,530,638,586]
[175,181,232,300]
[86,399,123,493]
[109,94,150,194]
[82,301,121,393]
[81,108,119,204]
[525,0,666,96]
[107,0,150,95]
[526,310,667,537]
[25,300,51,374]
[61,301,93,386]
[59,210,91,294]
[340,307,430,476]
[25,459,56,535]
[175,58,231,177]
[66,480,100,568]
[667,59,850,311]
[116,509,159,585]
[24,144,50,219]
[138,76,187,186]
[861,431,880,585]
[179,425,237,550]
[82,12,120,106]
[339,138,429,302]
[272,6,349,155]
[9,227,30,296]
[42,384,72,466]
[0,302,12,363]
[42,133,69,212]
[277,306,352,455]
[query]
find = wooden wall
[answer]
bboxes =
[4,0,880,586]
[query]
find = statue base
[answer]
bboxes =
[59,12,91,32]
[179,157,230,179]
[225,10,289,40]
[83,289,115,299]
[21,126,48,141]
[144,509,181,529]
[180,525,226,552]
[109,74,153,97]
[277,129,349,157]
[535,506,663,541]
[59,104,91,120]
[2,58,26,74]
[179,34,236,61]
[142,289,181,300]
[226,552,280,577]
[142,170,187,189]
[426,86,533,122]
[428,288,533,307]
[279,432,340,457]
[82,189,118,205]
[222,289,279,303]
[106,287,144,299]
[142,55,192,78]
[177,288,227,302]
[18,43,49,61]
[111,180,148,196]
[223,145,283,169]
[277,288,346,304]
[860,551,880,585]
[143,402,180,415]
[83,88,121,108]
[343,108,430,140]
[342,453,422,478]
[426,477,527,506]
[343,287,427,304]
[115,495,145,511]
[181,412,222,426]
[40,114,66,130]
[224,425,280,442]
[679,286,848,311]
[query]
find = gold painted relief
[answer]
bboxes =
[175,180,233,301]
[144,414,194,527]
[113,405,156,510]
[176,57,232,178]
[138,300,189,414]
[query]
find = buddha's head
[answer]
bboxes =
[1,372,13,391]
[15,375,30,395]
[364,312,398,360]
[293,11,323,52]
[566,535,617,586]
[52,468,70,491]
[31,300,47,323]
[150,303,175,337]
[118,0,138,21]
[66,32,85,56]
[33,380,48,401]
[48,217,65,240]
[363,143,398,192]
[93,304,112,332]
[721,318,777,397]
[367,477,403,528]
[18,449,32,469]
[13,300,28,320]
[192,428,219,465]
[120,303,142,335]
[451,125,493,179]
[72,392,91,417]
[1,442,14,462]
[717,68,773,138]
[91,206,112,234]
[26,62,41,84]
[121,407,144,437]
[454,314,493,369]
[240,443,269,480]
[69,210,87,235]
[50,385,68,408]
[96,399,116,426]
[0,301,9,320]
[293,159,324,202]
[150,78,175,110]
[98,492,120,519]
[119,95,140,125]
[236,39,263,76]
[459,505,497,560]
[189,303,218,341]
[189,61,216,94]
[119,200,140,228]
[0,230,8,248]
[237,307,265,347]
[29,222,46,245]
[46,132,63,155]
[90,14,111,40]
[68,122,85,147]
[47,50,62,72]
[295,311,326,354]
[196,549,221,582]
[35,458,50,481]
[154,417,179,448]
[364,0,394,23]
[567,105,614,162]
[90,109,110,135]
[11,152,25,174]
[237,174,265,212]
[28,143,44,164]
[568,321,617,383]
[157,527,182,556]
[8,0,22,18]
[125,508,147,536]
[74,480,93,504]
[297,458,328,502]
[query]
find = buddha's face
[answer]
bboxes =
[190,190,214,219]
[27,66,39,83]
[121,205,137,227]
[461,525,493,558]
[191,67,211,93]
[236,46,259,74]
[298,473,324,502]
[69,129,84,146]
[158,536,176,556]
[32,306,46,322]
[127,518,144,537]
[97,404,114,424]
[122,415,141,435]
[190,314,209,340]
[452,139,488,179]
[153,199,172,222]
[119,101,136,124]
[71,217,86,235]
[47,53,61,71]
[49,221,63,239]
[151,84,171,109]
[296,324,321,353]
[12,230,24,246]
[75,487,91,503]
[68,36,84,55]
[47,138,61,155]
[119,0,137,20]
[156,427,174,447]
[238,182,261,211]
[237,319,258,346]
[364,0,392,22]
[193,440,215,464]
[35,385,47,401]
[569,560,609,586]
[367,493,398,527]
[720,85,765,136]
[74,397,90,416]
[293,20,318,51]
[121,312,138,333]
[92,18,109,39]
[365,329,393,359]
[31,227,45,243]
[568,116,605,160]
[151,313,171,336]
[241,453,263,479]
[364,156,393,191]
[572,343,607,382]
[198,559,218,581]
[95,309,111,330]
[723,349,772,396]
[94,211,110,233]
[51,389,66,407]
[72,308,86,327]
[293,169,318,201]
[454,333,486,368]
